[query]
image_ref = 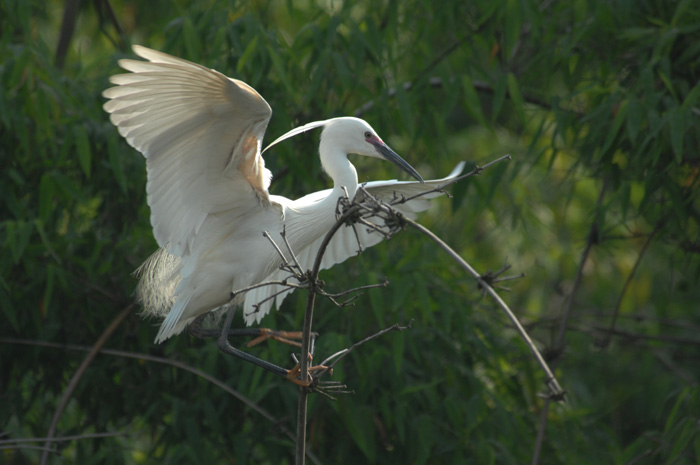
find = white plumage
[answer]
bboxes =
[103,46,463,342]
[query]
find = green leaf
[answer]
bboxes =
[503,0,522,58]
[657,69,677,101]
[43,263,55,318]
[266,44,294,98]
[680,83,700,113]
[626,97,643,143]
[492,75,507,121]
[107,136,128,194]
[236,35,259,74]
[6,220,33,264]
[340,404,377,462]
[600,100,627,158]
[182,17,201,59]
[663,388,688,434]
[75,124,91,178]
[38,173,54,222]
[461,75,486,125]
[668,106,685,164]
[395,84,414,135]
[391,328,405,374]
[0,284,19,332]
[34,219,61,264]
[506,72,525,121]
[671,0,694,26]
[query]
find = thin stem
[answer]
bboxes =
[600,217,665,348]
[39,304,135,465]
[0,431,131,445]
[396,155,512,205]
[1,337,323,465]
[531,181,607,465]
[296,205,363,465]
[402,215,564,399]
[554,181,607,353]
[318,321,412,370]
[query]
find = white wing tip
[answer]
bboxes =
[450,161,467,178]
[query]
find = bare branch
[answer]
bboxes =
[0,337,324,465]
[296,203,364,465]
[317,321,413,371]
[319,278,390,299]
[39,304,135,465]
[0,445,57,453]
[394,154,512,205]
[532,181,606,465]
[401,217,565,402]
[598,217,665,349]
[281,227,305,276]
[0,431,132,446]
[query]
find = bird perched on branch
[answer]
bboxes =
[103,45,464,344]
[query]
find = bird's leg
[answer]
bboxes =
[215,306,292,379]
[245,328,307,348]
[208,306,330,387]
[187,301,315,349]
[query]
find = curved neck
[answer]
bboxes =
[320,143,358,198]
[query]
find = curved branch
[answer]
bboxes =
[400,215,565,401]
[2,337,323,465]
[40,303,135,465]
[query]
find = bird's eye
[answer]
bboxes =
[364,131,372,139]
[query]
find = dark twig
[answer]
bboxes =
[598,217,665,349]
[293,154,513,463]
[354,77,567,118]
[281,227,305,275]
[54,0,81,70]
[320,278,390,299]
[553,181,607,356]
[0,337,323,465]
[0,431,132,446]
[531,181,607,465]
[1,445,57,453]
[478,263,525,296]
[317,321,413,373]
[296,204,363,465]
[396,154,512,205]
[353,33,472,116]
[39,304,135,465]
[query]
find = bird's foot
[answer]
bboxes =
[285,357,333,387]
[246,328,304,348]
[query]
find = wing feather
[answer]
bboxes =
[103,46,273,256]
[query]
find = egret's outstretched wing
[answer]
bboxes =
[242,162,465,324]
[103,45,273,256]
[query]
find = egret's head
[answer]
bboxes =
[321,117,424,182]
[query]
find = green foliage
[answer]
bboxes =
[1,0,699,464]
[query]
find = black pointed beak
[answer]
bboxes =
[372,140,424,182]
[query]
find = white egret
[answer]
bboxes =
[103,46,464,351]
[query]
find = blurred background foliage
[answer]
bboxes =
[1,0,699,463]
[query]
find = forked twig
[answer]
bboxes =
[395,154,512,205]
[317,321,413,373]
